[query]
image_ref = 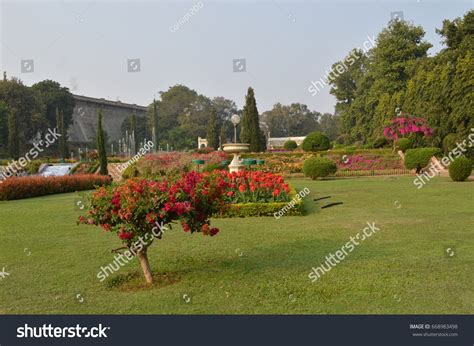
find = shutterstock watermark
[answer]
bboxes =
[97,221,167,282]
[117,140,154,173]
[308,222,381,282]
[0,128,61,183]
[274,187,310,219]
[308,35,376,96]
[17,324,110,338]
[414,128,474,189]
[169,1,204,33]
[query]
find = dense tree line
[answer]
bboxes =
[329,10,474,146]
[0,75,75,158]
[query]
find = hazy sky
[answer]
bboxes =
[1,0,472,114]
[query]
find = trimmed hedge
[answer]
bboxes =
[0,174,111,200]
[443,133,458,154]
[396,138,412,153]
[449,156,472,182]
[302,131,330,152]
[303,157,337,179]
[283,140,298,150]
[404,147,441,173]
[215,187,304,217]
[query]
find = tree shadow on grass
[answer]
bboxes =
[187,237,396,278]
[105,270,182,291]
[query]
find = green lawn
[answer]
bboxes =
[0,176,473,314]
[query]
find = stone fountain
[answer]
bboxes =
[223,114,249,173]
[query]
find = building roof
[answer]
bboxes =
[73,94,147,112]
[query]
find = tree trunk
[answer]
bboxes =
[136,248,154,284]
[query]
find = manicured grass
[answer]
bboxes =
[0,176,473,314]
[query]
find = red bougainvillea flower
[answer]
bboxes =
[118,231,133,240]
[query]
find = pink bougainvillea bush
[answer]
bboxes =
[383,114,434,147]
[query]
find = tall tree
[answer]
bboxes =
[32,80,75,137]
[261,103,320,137]
[329,19,432,142]
[56,108,68,159]
[219,124,226,149]
[130,112,137,154]
[152,99,159,151]
[96,111,108,175]
[240,87,263,152]
[0,101,9,149]
[0,77,43,153]
[206,109,219,150]
[7,109,19,159]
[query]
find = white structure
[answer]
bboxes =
[197,136,208,149]
[267,136,306,149]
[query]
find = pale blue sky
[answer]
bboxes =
[1,0,472,113]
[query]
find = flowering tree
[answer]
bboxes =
[79,172,229,284]
[383,113,433,147]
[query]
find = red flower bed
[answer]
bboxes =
[0,174,111,201]
[216,170,291,203]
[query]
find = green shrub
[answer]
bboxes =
[442,133,458,154]
[373,137,388,148]
[353,141,364,148]
[215,186,304,217]
[302,131,330,152]
[25,160,42,175]
[404,147,441,173]
[283,140,298,151]
[396,138,413,153]
[303,157,337,179]
[449,156,472,182]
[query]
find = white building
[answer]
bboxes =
[267,136,306,149]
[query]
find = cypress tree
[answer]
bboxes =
[152,99,159,152]
[7,109,19,159]
[240,87,263,152]
[130,112,137,154]
[56,108,67,160]
[219,124,226,149]
[206,109,219,150]
[97,110,108,175]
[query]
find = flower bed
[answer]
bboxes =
[213,170,304,217]
[0,174,111,200]
[249,150,404,176]
[136,151,228,177]
[327,153,404,171]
